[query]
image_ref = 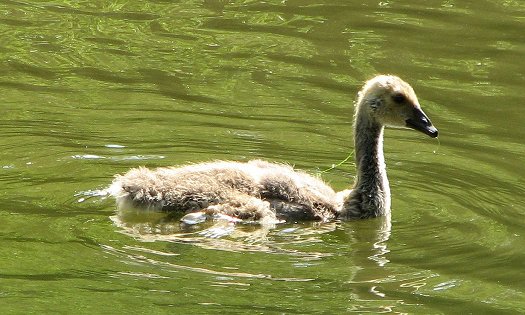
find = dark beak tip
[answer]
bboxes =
[428,128,439,138]
[405,118,438,138]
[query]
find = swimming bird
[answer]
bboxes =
[109,75,438,224]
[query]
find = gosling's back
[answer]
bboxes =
[110,160,340,221]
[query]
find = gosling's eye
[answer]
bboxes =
[392,93,406,104]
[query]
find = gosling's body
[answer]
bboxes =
[110,75,438,222]
[111,159,341,223]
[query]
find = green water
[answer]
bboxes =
[1,0,524,314]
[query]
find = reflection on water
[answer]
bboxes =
[1,0,525,313]
[111,209,337,254]
[107,211,396,291]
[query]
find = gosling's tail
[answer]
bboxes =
[108,172,165,211]
[108,178,133,210]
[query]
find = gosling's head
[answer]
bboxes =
[356,75,438,138]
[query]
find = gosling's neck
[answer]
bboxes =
[341,109,391,219]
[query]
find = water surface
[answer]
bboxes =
[1,0,524,314]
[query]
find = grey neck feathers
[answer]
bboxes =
[341,107,391,219]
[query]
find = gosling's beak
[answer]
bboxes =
[405,107,438,138]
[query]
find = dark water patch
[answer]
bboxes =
[283,74,355,95]
[149,21,200,40]
[202,18,317,42]
[0,17,51,27]
[7,59,63,80]
[0,271,109,281]
[72,67,143,84]
[0,81,74,92]
[112,86,222,104]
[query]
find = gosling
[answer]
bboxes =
[109,75,438,223]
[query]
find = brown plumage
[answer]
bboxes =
[110,75,438,223]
